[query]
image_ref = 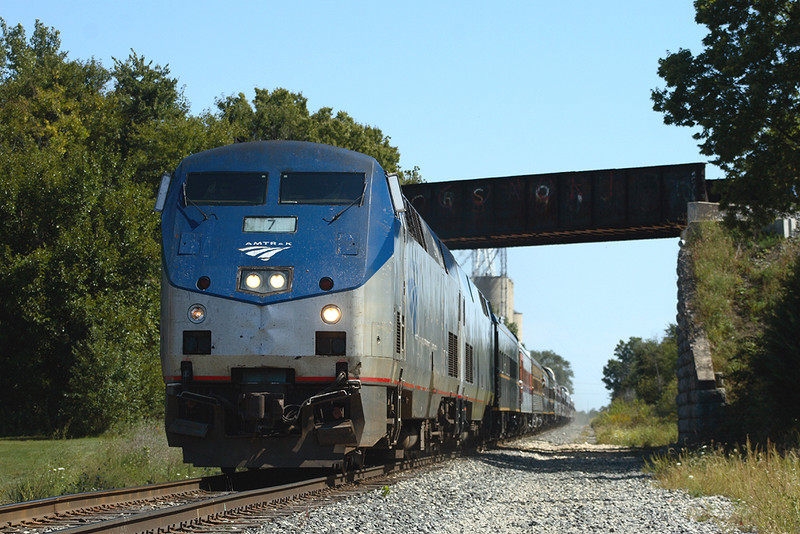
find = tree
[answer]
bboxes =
[398,165,424,185]
[0,20,228,435]
[601,352,634,401]
[0,19,128,434]
[0,20,419,436]
[726,253,800,443]
[529,349,574,393]
[503,317,520,339]
[651,0,800,227]
[757,256,800,437]
[216,88,412,178]
[602,325,677,414]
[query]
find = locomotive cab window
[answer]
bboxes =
[280,172,365,205]
[184,172,267,205]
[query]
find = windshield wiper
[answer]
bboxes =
[324,182,367,225]
[182,183,217,221]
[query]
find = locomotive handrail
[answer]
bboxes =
[307,389,350,406]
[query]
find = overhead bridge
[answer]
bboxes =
[402,163,707,249]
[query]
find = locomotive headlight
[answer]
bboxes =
[268,272,287,290]
[321,304,342,324]
[238,267,293,295]
[245,273,263,289]
[188,304,206,323]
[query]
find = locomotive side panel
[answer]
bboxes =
[530,356,546,417]
[402,223,449,419]
[400,209,495,426]
[520,348,534,415]
[460,271,494,422]
[495,324,521,413]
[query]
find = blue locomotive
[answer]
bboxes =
[155,140,573,469]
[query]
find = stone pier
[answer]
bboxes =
[675,236,727,444]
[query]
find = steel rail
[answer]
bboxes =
[58,463,400,534]
[1,454,447,534]
[0,478,210,527]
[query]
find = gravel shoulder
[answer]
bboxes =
[257,421,742,533]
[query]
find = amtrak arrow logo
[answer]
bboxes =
[238,244,291,262]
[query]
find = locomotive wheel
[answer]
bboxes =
[340,449,365,475]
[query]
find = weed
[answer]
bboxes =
[591,399,676,448]
[1,420,216,504]
[687,223,799,377]
[646,441,800,533]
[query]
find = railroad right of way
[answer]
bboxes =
[255,421,743,534]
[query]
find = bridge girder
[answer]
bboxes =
[402,163,707,249]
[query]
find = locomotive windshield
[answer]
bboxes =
[279,172,365,205]
[184,172,267,205]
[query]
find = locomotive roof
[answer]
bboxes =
[179,140,379,171]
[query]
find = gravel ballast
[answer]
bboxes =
[256,422,741,533]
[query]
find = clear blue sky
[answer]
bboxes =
[4,1,717,412]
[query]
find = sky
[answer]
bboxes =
[3,1,718,412]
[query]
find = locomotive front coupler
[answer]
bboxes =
[282,372,360,426]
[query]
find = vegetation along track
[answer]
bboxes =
[0,455,449,534]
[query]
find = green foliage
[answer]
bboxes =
[648,441,800,534]
[652,0,800,228]
[601,326,678,416]
[757,253,800,434]
[687,223,793,371]
[0,20,417,437]
[598,328,677,446]
[502,316,519,339]
[398,165,424,185]
[0,420,215,504]
[216,88,408,176]
[528,349,574,392]
[685,222,800,444]
[725,246,800,443]
[591,399,677,447]
[0,20,158,435]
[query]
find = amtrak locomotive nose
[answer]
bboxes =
[157,141,403,468]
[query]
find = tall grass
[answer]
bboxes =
[591,399,677,448]
[647,441,800,534]
[687,223,800,443]
[687,222,798,376]
[1,420,216,504]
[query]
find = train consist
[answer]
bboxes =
[155,141,574,470]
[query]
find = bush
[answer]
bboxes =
[591,399,677,448]
[686,223,800,445]
[687,223,794,375]
[727,251,800,444]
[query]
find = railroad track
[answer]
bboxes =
[0,455,447,534]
